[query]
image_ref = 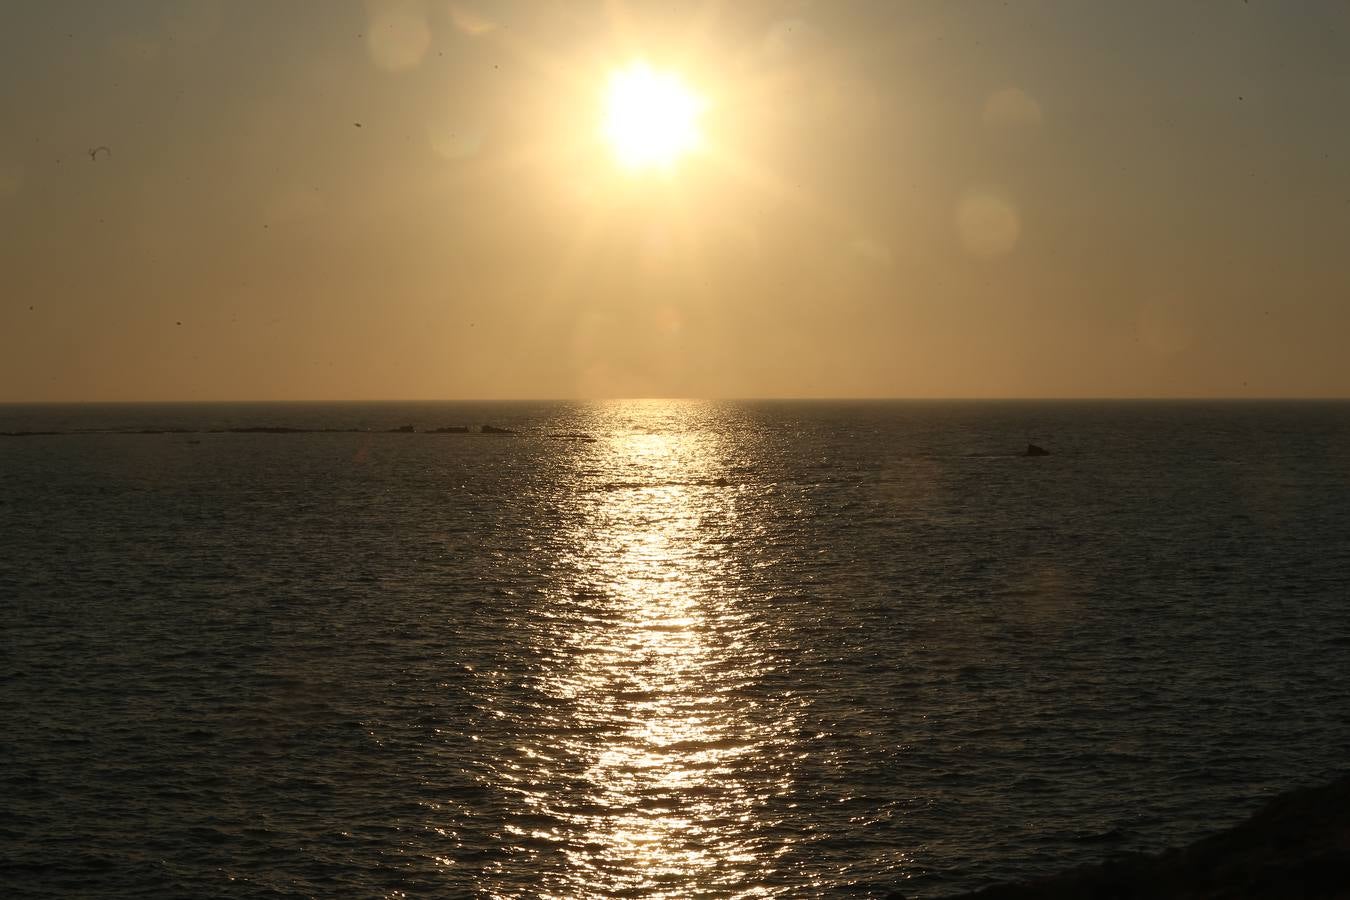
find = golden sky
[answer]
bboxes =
[2,0,1349,400]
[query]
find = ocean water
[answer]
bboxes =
[2,400,1349,898]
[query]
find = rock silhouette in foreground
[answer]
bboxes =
[1025,443,1050,456]
[951,773,1350,899]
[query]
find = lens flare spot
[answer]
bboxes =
[956,189,1021,258]
[448,3,496,36]
[364,0,431,71]
[983,87,1044,129]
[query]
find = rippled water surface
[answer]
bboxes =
[3,401,1350,898]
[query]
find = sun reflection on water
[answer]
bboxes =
[479,402,796,898]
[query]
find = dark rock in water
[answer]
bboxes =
[1025,443,1050,456]
[481,424,516,434]
[952,773,1350,899]
[1069,826,1130,845]
[388,424,416,433]
[428,425,469,434]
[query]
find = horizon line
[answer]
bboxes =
[3,396,1349,405]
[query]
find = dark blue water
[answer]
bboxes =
[3,401,1349,898]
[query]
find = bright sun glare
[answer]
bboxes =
[603,62,705,171]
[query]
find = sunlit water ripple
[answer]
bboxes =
[3,400,1349,898]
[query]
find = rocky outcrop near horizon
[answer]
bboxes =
[946,773,1350,899]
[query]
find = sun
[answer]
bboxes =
[602,62,705,171]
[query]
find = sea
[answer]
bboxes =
[2,400,1349,899]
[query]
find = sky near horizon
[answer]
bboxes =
[2,0,1348,401]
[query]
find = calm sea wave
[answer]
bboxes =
[2,401,1349,898]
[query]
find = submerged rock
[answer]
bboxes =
[953,773,1350,899]
[428,425,469,433]
[1025,443,1050,456]
[480,424,516,434]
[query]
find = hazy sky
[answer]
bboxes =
[2,0,1348,400]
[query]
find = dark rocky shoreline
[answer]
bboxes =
[944,773,1350,899]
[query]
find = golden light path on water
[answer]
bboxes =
[478,402,802,898]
